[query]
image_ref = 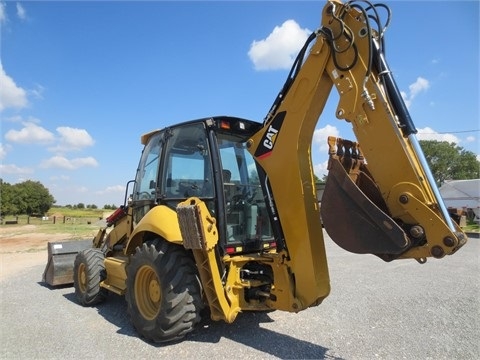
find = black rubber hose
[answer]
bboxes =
[372,38,417,136]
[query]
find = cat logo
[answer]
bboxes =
[254,111,286,159]
[263,125,279,150]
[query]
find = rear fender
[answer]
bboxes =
[125,205,182,254]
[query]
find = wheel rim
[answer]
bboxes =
[78,263,87,293]
[135,265,161,320]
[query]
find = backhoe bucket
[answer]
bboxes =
[321,157,411,261]
[42,239,93,286]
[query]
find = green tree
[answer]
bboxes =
[420,140,480,186]
[0,180,19,215]
[1,180,55,215]
[14,180,56,215]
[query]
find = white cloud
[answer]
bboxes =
[29,84,45,100]
[0,163,34,175]
[16,2,26,20]
[39,156,73,169]
[417,127,459,144]
[409,77,430,97]
[0,2,6,24]
[0,63,28,111]
[401,77,430,109]
[312,124,340,152]
[4,119,95,152]
[96,185,125,195]
[39,155,99,170]
[314,159,330,178]
[52,126,95,152]
[3,114,24,123]
[0,143,6,160]
[248,19,311,71]
[4,121,55,144]
[465,136,475,143]
[50,174,70,181]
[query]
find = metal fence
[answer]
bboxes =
[1,215,104,226]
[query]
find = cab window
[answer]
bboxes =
[133,132,162,201]
[218,136,273,248]
[161,123,214,201]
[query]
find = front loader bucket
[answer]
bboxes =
[42,239,92,286]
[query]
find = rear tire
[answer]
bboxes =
[73,248,107,306]
[125,238,203,343]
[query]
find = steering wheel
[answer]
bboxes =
[138,191,152,200]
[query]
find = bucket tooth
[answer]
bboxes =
[321,141,411,261]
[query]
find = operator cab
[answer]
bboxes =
[131,116,275,255]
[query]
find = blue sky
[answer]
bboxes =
[1,0,479,207]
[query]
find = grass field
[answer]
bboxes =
[2,207,113,223]
[48,206,106,217]
[0,207,113,238]
[463,222,480,233]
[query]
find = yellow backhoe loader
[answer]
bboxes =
[43,0,467,343]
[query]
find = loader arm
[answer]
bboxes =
[247,0,467,309]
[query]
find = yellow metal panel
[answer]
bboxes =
[177,198,241,323]
[248,35,333,311]
[102,256,127,295]
[140,129,161,145]
[126,205,183,254]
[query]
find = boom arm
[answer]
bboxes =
[247,0,467,310]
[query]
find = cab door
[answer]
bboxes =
[159,122,215,208]
[131,131,164,224]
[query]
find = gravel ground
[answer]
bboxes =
[0,231,478,360]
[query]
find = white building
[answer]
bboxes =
[439,179,480,221]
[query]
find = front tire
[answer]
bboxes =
[125,238,203,343]
[73,248,107,306]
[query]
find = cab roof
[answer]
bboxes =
[140,116,261,145]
